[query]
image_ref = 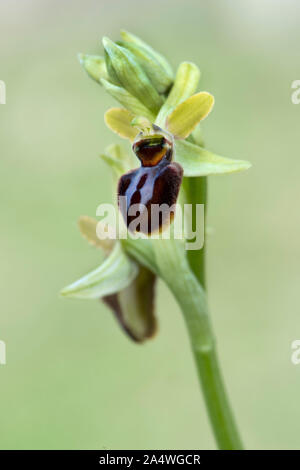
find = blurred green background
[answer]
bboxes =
[1,0,300,450]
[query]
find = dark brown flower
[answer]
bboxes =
[118,125,183,234]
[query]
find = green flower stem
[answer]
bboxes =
[182,175,207,288]
[183,129,206,286]
[154,238,243,450]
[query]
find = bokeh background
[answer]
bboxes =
[1,0,300,450]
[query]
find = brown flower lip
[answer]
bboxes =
[118,126,183,234]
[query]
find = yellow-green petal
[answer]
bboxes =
[78,216,115,253]
[156,62,201,127]
[167,92,214,139]
[104,108,139,141]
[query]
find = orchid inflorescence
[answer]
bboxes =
[61,30,250,342]
[61,30,250,449]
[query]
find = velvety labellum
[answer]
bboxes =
[118,131,183,234]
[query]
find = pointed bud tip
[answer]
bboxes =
[120,29,131,40]
[102,36,114,50]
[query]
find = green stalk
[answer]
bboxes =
[182,175,207,287]
[154,238,243,450]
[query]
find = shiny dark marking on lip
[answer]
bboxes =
[136,173,148,190]
[118,127,183,234]
[130,190,141,205]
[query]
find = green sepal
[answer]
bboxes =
[104,50,122,86]
[99,143,132,177]
[122,237,158,275]
[78,54,109,83]
[77,216,157,343]
[120,30,173,80]
[60,243,138,299]
[175,140,251,176]
[100,79,155,121]
[117,40,173,94]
